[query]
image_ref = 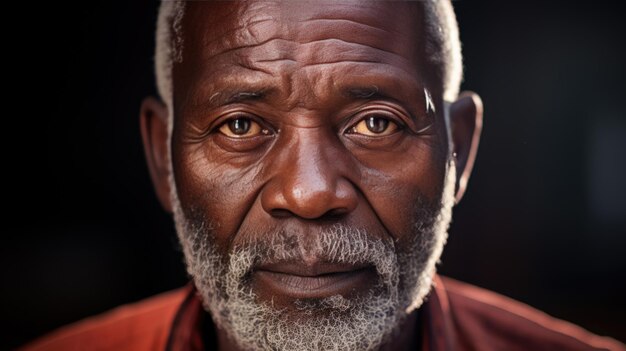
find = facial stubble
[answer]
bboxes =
[170,166,455,351]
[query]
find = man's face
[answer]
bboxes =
[169,2,455,350]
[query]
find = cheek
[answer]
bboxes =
[173,142,266,248]
[357,138,447,240]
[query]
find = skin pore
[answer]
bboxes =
[140,1,482,350]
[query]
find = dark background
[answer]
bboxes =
[3,1,625,349]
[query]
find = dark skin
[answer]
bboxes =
[140,2,482,350]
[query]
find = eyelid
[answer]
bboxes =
[211,111,274,135]
[208,112,277,153]
[343,105,408,134]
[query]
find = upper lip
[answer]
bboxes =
[255,261,372,277]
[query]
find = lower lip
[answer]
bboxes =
[251,267,377,300]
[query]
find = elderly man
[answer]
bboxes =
[22,1,624,351]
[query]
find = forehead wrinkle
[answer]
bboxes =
[195,7,418,64]
[200,17,276,53]
[203,33,412,67]
[182,3,424,93]
[185,2,272,49]
[180,1,428,115]
[220,38,417,82]
[280,1,419,34]
[213,37,407,79]
[302,18,399,36]
[294,38,412,67]
[194,32,418,94]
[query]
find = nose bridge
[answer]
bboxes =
[291,131,336,198]
[262,128,358,219]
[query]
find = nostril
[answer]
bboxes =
[268,207,349,220]
[269,208,294,218]
[322,207,350,220]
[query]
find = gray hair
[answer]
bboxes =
[155,0,186,137]
[154,0,463,130]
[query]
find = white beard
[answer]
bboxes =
[170,164,456,351]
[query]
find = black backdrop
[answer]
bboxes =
[3,1,625,349]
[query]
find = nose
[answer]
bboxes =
[261,131,358,220]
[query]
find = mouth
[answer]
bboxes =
[251,261,378,301]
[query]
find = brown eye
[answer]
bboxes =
[350,115,399,136]
[218,117,266,138]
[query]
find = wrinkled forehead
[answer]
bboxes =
[180,1,424,58]
[177,2,429,66]
[173,1,432,108]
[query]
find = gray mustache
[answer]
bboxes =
[227,225,397,276]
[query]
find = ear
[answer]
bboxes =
[140,96,173,213]
[449,91,483,204]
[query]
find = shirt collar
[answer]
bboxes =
[422,275,457,351]
[165,283,204,351]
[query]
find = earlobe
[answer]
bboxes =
[140,96,173,213]
[449,91,483,204]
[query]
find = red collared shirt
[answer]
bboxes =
[21,276,625,351]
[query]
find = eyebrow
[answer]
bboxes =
[199,86,387,111]
[348,85,435,115]
[197,82,427,113]
[347,86,382,99]
[225,91,265,103]
[345,85,412,106]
